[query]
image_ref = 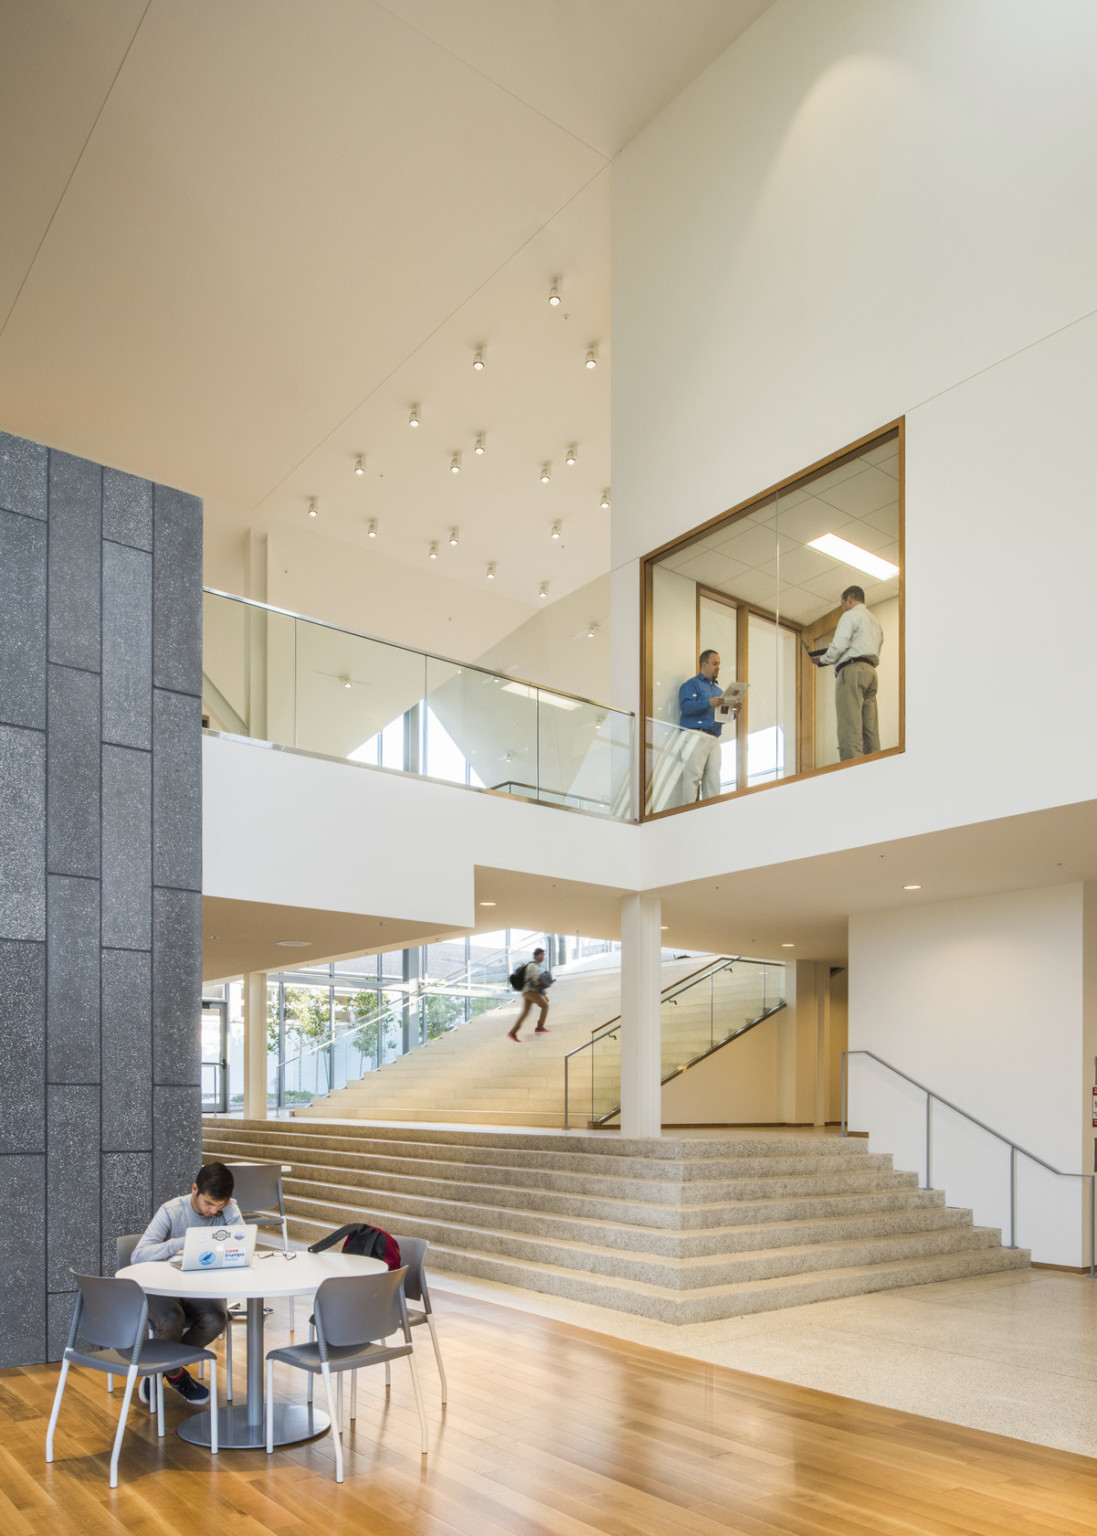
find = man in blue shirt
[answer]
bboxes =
[678,649,734,802]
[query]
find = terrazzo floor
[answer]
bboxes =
[428,1264,1097,1458]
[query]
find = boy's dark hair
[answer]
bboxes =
[195,1161,235,1202]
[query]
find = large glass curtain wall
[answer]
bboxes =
[644,424,902,815]
[203,932,620,1111]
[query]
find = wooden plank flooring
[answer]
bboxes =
[4,1288,1096,1536]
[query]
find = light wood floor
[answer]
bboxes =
[4,1289,1096,1536]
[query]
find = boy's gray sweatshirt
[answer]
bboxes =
[132,1194,245,1263]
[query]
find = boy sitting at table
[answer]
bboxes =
[131,1161,243,1405]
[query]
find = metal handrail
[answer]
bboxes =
[203,587,632,717]
[841,1049,1096,1277]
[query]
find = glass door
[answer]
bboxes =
[201,999,228,1113]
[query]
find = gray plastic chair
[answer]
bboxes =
[105,1234,151,1405]
[265,1268,427,1483]
[46,1272,218,1487]
[227,1161,294,1331]
[387,1236,447,1403]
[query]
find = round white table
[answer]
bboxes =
[118,1251,386,1449]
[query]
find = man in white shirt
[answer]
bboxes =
[811,585,884,760]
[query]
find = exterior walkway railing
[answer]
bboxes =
[203,589,635,819]
[842,1049,1096,1276]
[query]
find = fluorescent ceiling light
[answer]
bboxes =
[807,533,899,581]
[501,681,580,711]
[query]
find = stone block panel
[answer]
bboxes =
[0,940,46,1155]
[102,467,153,551]
[103,541,152,749]
[102,1152,153,1275]
[153,484,202,696]
[102,948,152,1150]
[101,745,151,950]
[153,1086,201,1210]
[0,725,45,941]
[0,509,47,729]
[0,1154,47,1366]
[153,689,202,892]
[47,1085,100,1293]
[46,876,100,1084]
[47,451,101,672]
[0,432,47,520]
[47,664,100,877]
[153,888,201,1087]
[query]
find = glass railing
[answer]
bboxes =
[564,957,786,1128]
[203,589,635,819]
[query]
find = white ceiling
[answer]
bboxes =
[0,0,774,617]
[659,434,901,626]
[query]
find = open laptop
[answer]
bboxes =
[174,1222,258,1271]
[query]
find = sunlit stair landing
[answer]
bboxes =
[201,1119,1030,1324]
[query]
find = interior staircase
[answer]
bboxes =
[202,1118,1030,1324]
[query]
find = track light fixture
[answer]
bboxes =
[307,497,318,518]
[354,455,365,476]
[450,453,461,474]
[600,488,611,510]
[473,347,485,371]
[474,434,486,456]
[565,444,577,466]
[549,280,561,307]
[540,462,551,483]
[341,675,352,690]
[409,404,420,428]
[367,519,378,538]
[551,521,561,540]
[538,582,549,600]
[486,562,496,580]
[429,542,438,560]
[449,527,459,546]
[585,346,598,369]
[586,624,596,640]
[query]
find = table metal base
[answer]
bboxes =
[178,1403,331,1450]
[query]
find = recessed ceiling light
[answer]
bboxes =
[903,884,922,891]
[307,497,318,518]
[449,527,459,546]
[807,533,899,582]
[409,404,420,428]
[486,562,496,580]
[600,488,610,510]
[450,453,461,474]
[585,346,598,369]
[479,901,497,907]
[473,347,485,371]
[565,444,577,466]
[276,940,311,948]
[540,463,551,483]
[548,281,561,307]
[661,925,669,931]
[474,434,485,455]
[781,942,794,948]
[354,455,365,476]
[429,542,438,560]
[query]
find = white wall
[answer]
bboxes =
[848,885,1087,1265]
[613,0,1097,887]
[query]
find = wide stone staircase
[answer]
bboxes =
[202,1118,1030,1324]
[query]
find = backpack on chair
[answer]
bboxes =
[308,1222,402,1270]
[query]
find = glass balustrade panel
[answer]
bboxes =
[423,659,540,797]
[294,619,427,764]
[590,1028,622,1125]
[202,593,296,744]
[536,695,633,816]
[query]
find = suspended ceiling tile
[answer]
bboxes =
[814,464,901,518]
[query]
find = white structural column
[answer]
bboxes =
[243,971,268,1120]
[619,894,663,1138]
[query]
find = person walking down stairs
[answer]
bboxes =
[508,948,552,1040]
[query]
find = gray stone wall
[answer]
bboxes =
[0,431,203,1365]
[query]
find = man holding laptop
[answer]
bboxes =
[132,1161,243,1405]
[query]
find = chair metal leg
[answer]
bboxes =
[282,1217,294,1331]
[106,1372,113,1394]
[156,1375,165,1438]
[226,1325,233,1401]
[306,1321,314,1405]
[384,1359,390,1390]
[407,1356,429,1456]
[109,1367,139,1488]
[45,1359,71,1463]
[425,1315,448,1405]
[336,1372,343,1435]
[265,1358,274,1454]
[209,1358,218,1454]
[320,1364,343,1484]
[350,1369,357,1421]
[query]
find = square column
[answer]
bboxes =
[243,971,268,1120]
[619,893,662,1138]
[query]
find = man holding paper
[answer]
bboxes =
[678,650,741,802]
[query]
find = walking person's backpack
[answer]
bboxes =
[509,965,527,991]
[308,1223,401,1270]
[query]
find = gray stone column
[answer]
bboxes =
[0,430,203,1366]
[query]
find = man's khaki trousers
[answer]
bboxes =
[835,661,880,760]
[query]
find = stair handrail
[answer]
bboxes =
[564,956,786,1128]
[841,1048,1096,1276]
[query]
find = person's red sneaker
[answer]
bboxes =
[534,1026,550,1033]
[507,1030,520,1041]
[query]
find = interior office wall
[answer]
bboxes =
[0,431,203,1365]
[614,0,1097,882]
[848,885,1087,1266]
